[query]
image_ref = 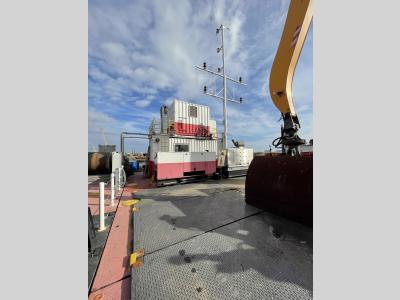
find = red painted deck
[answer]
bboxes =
[88,277,131,300]
[89,172,153,300]
[88,191,118,215]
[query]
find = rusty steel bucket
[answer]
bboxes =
[245,155,313,226]
[88,152,112,174]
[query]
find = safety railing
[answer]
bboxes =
[97,167,126,231]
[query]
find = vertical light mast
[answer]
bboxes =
[220,25,228,149]
[195,24,245,150]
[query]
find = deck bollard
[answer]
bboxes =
[99,182,106,231]
[110,172,115,206]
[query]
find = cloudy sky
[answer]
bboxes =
[89,0,312,153]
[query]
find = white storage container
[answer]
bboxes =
[169,137,217,155]
[168,99,210,126]
[166,99,213,137]
[149,134,218,161]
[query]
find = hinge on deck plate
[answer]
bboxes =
[130,248,145,268]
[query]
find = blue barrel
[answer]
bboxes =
[130,160,139,171]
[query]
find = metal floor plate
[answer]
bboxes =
[132,182,312,299]
[134,179,246,199]
[134,188,261,254]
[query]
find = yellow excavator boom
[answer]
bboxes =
[245,0,313,227]
[269,0,313,118]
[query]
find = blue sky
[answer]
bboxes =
[89,0,312,153]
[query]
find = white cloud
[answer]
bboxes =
[135,99,151,108]
[101,42,127,60]
[89,0,250,102]
[89,0,313,152]
[164,98,174,106]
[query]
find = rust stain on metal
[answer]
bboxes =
[245,155,313,226]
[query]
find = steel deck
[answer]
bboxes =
[131,180,312,299]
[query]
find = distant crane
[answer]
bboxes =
[100,127,109,145]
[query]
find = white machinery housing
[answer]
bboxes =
[111,152,122,170]
[217,146,254,178]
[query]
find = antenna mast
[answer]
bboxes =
[195,24,246,149]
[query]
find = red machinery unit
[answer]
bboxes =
[147,99,219,185]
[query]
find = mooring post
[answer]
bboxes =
[110,172,115,206]
[99,182,106,231]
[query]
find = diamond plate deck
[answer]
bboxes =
[132,181,312,299]
[133,188,261,254]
